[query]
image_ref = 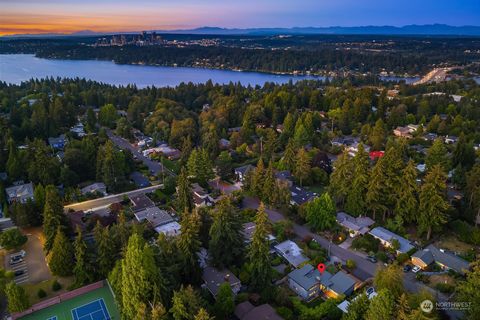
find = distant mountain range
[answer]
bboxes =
[4,24,480,38]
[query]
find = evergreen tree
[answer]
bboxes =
[176,167,193,213]
[456,261,480,320]
[369,119,386,150]
[305,192,336,231]
[180,136,193,165]
[373,265,404,298]
[178,210,202,284]
[170,285,204,320]
[329,150,353,205]
[209,198,244,268]
[395,160,418,224]
[48,228,74,276]
[194,308,214,320]
[43,185,64,253]
[122,234,168,319]
[345,144,370,216]
[452,134,476,170]
[94,221,115,278]
[214,283,235,319]
[33,183,46,213]
[248,203,271,291]
[261,161,276,204]
[365,289,395,320]
[418,165,449,240]
[251,158,265,196]
[215,151,233,180]
[6,139,22,181]
[366,155,388,220]
[294,148,311,186]
[282,138,296,171]
[111,211,130,256]
[426,139,450,172]
[396,293,412,320]
[73,227,91,287]
[5,282,30,313]
[343,293,369,320]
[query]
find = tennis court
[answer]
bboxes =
[71,299,111,320]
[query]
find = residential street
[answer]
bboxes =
[106,129,176,177]
[64,184,163,212]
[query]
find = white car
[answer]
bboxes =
[412,265,421,273]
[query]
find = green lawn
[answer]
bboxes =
[19,285,120,320]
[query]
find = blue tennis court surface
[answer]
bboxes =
[71,299,111,320]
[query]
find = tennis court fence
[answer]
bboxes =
[11,280,105,320]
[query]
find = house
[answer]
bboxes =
[48,134,67,149]
[393,126,412,139]
[192,183,215,207]
[234,164,254,182]
[135,206,173,226]
[275,170,293,187]
[219,138,231,149]
[369,151,385,161]
[337,289,377,313]
[274,240,309,268]
[444,135,458,144]
[5,182,34,204]
[202,266,241,299]
[154,221,181,237]
[319,270,358,298]
[80,182,107,196]
[423,132,438,142]
[290,185,316,206]
[346,142,370,157]
[288,264,358,301]
[234,301,283,320]
[336,212,375,237]
[242,222,276,244]
[411,244,470,275]
[70,123,86,137]
[288,264,322,301]
[369,227,415,254]
[129,194,155,212]
[407,124,420,133]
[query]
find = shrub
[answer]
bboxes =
[276,307,293,320]
[308,240,322,250]
[0,228,27,250]
[436,282,455,294]
[37,289,47,299]
[346,259,356,270]
[52,280,62,291]
[375,251,388,262]
[450,220,480,245]
[396,253,410,264]
[271,256,282,266]
[352,235,380,253]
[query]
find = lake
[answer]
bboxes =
[0,54,326,88]
[0,54,420,87]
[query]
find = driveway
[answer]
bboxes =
[106,129,175,177]
[242,196,378,281]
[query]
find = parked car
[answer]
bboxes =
[366,255,377,263]
[412,265,421,273]
[366,287,375,296]
[403,265,412,272]
[14,270,25,277]
[11,250,26,258]
[9,256,23,265]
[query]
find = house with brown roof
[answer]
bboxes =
[234,301,283,320]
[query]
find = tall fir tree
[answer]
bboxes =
[170,285,205,320]
[261,161,276,205]
[48,227,74,276]
[176,167,193,213]
[329,150,353,205]
[366,156,388,220]
[177,210,202,284]
[248,203,271,291]
[395,160,419,224]
[94,221,116,278]
[294,148,311,186]
[251,158,265,196]
[426,138,450,172]
[5,282,30,313]
[282,138,297,171]
[43,185,64,253]
[73,226,91,287]
[418,165,449,240]
[345,144,370,216]
[305,192,336,231]
[208,198,244,268]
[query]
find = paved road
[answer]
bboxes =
[242,197,377,281]
[64,184,163,212]
[106,129,176,177]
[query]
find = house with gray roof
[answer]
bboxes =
[369,227,415,254]
[289,185,317,206]
[234,164,254,182]
[6,182,34,204]
[288,264,358,301]
[411,244,470,275]
[202,266,241,299]
[274,240,309,268]
[134,206,174,229]
[48,134,67,150]
[80,182,107,196]
[336,212,374,237]
[234,301,283,320]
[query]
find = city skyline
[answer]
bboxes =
[2,0,480,36]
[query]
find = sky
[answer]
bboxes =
[1,0,480,36]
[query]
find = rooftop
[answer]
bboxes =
[129,193,155,212]
[134,206,174,228]
[413,244,470,274]
[336,212,374,234]
[274,240,309,268]
[288,264,321,290]
[369,227,415,253]
[202,266,241,297]
[234,301,283,320]
[6,182,34,203]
